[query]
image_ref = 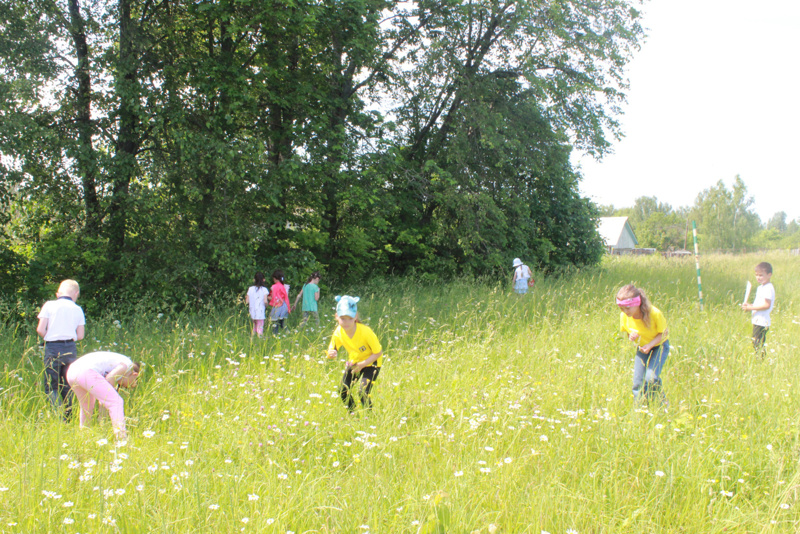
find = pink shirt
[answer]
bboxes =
[269,282,291,312]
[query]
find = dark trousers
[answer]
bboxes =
[340,364,380,410]
[43,341,77,418]
[752,325,768,351]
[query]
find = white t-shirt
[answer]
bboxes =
[68,351,133,377]
[247,286,269,320]
[37,297,86,342]
[514,265,531,281]
[752,282,775,327]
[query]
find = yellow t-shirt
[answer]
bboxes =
[328,323,383,366]
[619,306,667,347]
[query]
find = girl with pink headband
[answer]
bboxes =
[616,284,669,405]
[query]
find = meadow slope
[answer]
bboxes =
[1,253,799,533]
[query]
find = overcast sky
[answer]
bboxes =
[575,0,800,224]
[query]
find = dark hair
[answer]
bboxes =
[616,284,654,328]
[306,271,321,284]
[756,262,772,274]
[272,269,285,284]
[253,272,266,288]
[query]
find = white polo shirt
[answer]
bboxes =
[38,297,86,342]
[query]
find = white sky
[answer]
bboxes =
[575,0,800,224]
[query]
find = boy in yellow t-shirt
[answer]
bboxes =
[327,295,383,410]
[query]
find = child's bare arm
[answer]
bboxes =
[742,298,771,312]
[36,318,48,339]
[105,363,131,387]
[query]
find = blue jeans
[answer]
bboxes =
[43,340,77,418]
[632,340,669,402]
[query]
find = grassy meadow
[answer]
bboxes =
[1,253,799,533]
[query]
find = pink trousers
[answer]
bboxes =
[252,319,265,335]
[66,367,126,434]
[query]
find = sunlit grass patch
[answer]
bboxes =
[0,253,799,532]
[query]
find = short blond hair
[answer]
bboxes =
[57,279,80,299]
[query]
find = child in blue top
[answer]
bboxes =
[293,272,321,329]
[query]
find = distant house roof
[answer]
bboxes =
[597,217,638,249]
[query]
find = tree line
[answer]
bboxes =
[600,175,800,252]
[0,0,646,311]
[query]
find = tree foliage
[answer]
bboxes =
[690,176,761,251]
[0,0,645,309]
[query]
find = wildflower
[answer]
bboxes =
[209,504,220,510]
[484,446,494,451]
[480,467,491,473]
[454,471,463,477]
[63,501,74,507]
[780,503,790,509]
[242,518,249,524]
[766,444,773,451]
[504,457,512,464]
[96,438,108,446]
[248,494,259,501]
[266,518,275,525]
[63,518,74,525]
[655,471,665,477]
[720,490,733,497]
[278,473,288,480]
[143,430,156,438]
[539,435,548,442]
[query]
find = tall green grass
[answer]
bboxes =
[0,253,798,533]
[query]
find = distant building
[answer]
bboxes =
[597,217,640,254]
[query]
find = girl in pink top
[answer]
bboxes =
[269,269,291,334]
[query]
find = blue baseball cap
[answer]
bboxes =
[335,295,359,318]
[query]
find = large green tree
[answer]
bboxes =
[1,0,646,309]
[691,176,761,251]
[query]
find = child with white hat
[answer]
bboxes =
[511,258,533,295]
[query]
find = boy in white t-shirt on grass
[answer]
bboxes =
[741,262,775,354]
[36,279,86,417]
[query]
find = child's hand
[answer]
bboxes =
[327,349,338,359]
[741,303,750,311]
[628,331,639,342]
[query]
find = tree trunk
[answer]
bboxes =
[67,0,99,235]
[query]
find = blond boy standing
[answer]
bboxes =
[36,279,86,415]
[741,262,775,352]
